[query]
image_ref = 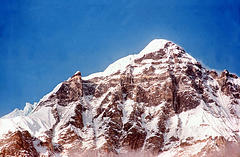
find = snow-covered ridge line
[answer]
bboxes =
[39,82,63,103]
[139,39,170,55]
[1,102,37,119]
[82,39,172,80]
[0,38,240,157]
[82,39,197,80]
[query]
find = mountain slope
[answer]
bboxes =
[0,39,240,157]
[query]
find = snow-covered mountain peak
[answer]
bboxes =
[2,102,37,119]
[1,39,240,157]
[83,39,195,80]
[139,39,171,55]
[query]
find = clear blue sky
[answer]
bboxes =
[0,0,240,117]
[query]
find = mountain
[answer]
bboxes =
[2,102,37,119]
[0,39,240,157]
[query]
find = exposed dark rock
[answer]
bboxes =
[1,40,239,157]
[0,131,38,157]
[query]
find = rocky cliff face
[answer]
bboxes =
[0,39,240,157]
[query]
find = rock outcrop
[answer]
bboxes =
[0,39,240,157]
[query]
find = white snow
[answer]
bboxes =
[39,82,62,103]
[2,102,37,119]
[142,103,165,135]
[1,38,240,156]
[164,99,239,150]
[83,39,174,80]
[121,99,134,125]
[83,54,137,80]
[0,105,56,139]
[139,39,170,55]
[82,38,198,81]
[33,140,50,156]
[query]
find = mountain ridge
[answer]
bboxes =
[0,39,240,157]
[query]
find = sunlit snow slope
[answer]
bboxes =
[0,39,240,157]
